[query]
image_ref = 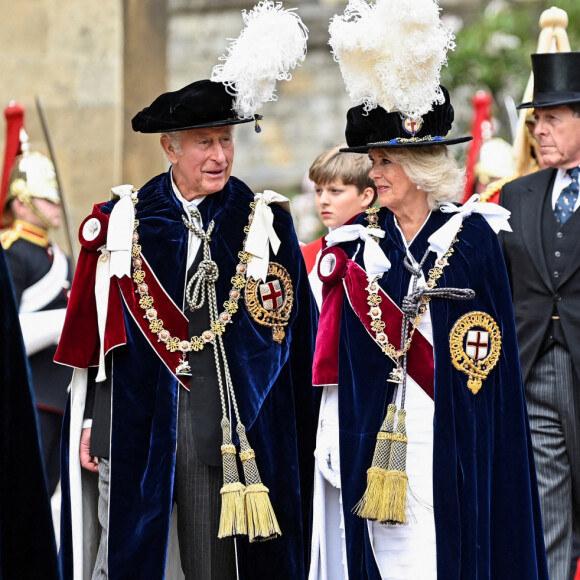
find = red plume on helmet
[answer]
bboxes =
[463,91,492,203]
[1,101,25,213]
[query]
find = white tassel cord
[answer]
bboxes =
[212,1,308,119]
[329,0,455,120]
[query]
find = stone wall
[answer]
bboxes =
[0,0,124,252]
[165,0,487,195]
[0,0,492,249]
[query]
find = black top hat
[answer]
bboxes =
[131,79,255,133]
[340,86,471,153]
[518,52,580,109]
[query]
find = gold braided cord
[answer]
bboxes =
[130,201,257,360]
[128,193,281,540]
[354,403,397,520]
[368,135,439,146]
[355,211,463,526]
[365,235,459,363]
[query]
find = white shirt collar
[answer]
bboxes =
[170,169,204,214]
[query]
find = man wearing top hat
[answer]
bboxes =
[55,78,318,580]
[499,52,580,580]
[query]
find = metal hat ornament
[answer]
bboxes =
[329,0,471,152]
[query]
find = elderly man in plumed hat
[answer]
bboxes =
[54,15,319,578]
[499,51,580,580]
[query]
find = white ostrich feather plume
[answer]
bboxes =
[329,0,455,120]
[211,1,308,119]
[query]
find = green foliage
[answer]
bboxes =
[443,0,580,99]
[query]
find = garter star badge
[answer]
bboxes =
[245,262,293,344]
[449,311,501,394]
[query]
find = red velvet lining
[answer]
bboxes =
[55,205,126,368]
[312,249,434,399]
[343,260,434,399]
[117,253,190,389]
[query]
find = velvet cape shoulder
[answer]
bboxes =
[57,171,319,580]
[328,208,547,579]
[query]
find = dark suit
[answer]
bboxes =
[500,167,580,580]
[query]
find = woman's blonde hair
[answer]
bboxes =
[379,145,465,210]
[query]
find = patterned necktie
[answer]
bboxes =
[554,166,580,225]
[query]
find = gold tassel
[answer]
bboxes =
[218,423,247,538]
[237,425,282,542]
[381,409,409,524]
[244,481,281,542]
[354,404,396,521]
[354,466,387,520]
[381,469,408,524]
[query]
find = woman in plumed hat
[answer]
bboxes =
[56,4,319,579]
[309,1,549,578]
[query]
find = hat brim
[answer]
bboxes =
[340,136,472,153]
[135,116,254,134]
[517,96,580,110]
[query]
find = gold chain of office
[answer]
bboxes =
[363,207,459,361]
[130,197,256,357]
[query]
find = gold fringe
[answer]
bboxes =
[353,466,387,520]
[381,408,409,525]
[380,470,408,524]
[218,439,247,538]
[236,424,282,542]
[218,481,247,538]
[354,404,397,521]
[244,483,282,542]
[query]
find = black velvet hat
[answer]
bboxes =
[131,79,255,133]
[340,86,472,153]
[518,52,580,109]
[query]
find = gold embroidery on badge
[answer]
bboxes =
[245,262,293,344]
[450,311,502,394]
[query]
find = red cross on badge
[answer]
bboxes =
[403,117,422,136]
[259,280,283,311]
[465,330,489,360]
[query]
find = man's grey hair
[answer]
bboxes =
[162,132,183,156]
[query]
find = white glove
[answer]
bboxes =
[314,384,341,488]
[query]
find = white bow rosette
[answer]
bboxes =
[107,184,137,279]
[428,194,512,258]
[244,190,291,282]
[94,184,135,381]
[325,224,391,279]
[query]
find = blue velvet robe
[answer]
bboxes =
[334,208,548,579]
[58,172,319,579]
